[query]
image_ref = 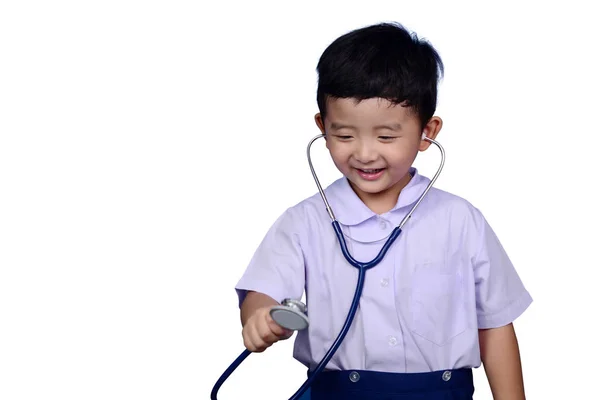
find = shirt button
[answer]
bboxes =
[349,371,360,382]
[379,219,387,229]
[388,336,397,346]
[380,278,389,287]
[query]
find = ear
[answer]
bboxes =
[314,113,326,135]
[314,113,330,149]
[419,116,443,152]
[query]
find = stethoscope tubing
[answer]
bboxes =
[211,135,445,400]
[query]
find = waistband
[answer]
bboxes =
[308,368,474,399]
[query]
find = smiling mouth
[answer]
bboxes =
[355,167,386,181]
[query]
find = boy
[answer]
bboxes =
[235,22,532,399]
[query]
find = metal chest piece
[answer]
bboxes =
[270,298,309,331]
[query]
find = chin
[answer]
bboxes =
[349,179,391,195]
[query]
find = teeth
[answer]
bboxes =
[361,169,380,173]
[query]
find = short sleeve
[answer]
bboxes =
[235,207,306,307]
[472,210,533,329]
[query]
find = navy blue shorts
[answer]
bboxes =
[301,368,474,400]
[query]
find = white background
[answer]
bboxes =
[1,1,599,399]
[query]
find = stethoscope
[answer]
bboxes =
[211,133,445,400]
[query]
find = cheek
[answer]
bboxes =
[328,149,353,173]
[328,145,350,163]
[330,154,349,171]
[383,146,417,168]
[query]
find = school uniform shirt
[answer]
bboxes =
[235,168,533,373]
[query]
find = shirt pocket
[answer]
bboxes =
[409,261,467,346]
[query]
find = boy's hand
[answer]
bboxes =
[242,306,293,352]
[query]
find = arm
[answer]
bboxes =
[479,323,526,399]
[235,208,306,351]
[240,291,278,326]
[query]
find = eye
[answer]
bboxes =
[379,136,396,141]
[335,135,353,140]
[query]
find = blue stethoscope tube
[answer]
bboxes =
[211,134,445,400]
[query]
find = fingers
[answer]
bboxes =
[257,316,281,344]
[243,322,270,353]
[242,314,277,352]
[242,308,294,352]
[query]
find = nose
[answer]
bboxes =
[354,139,378,164]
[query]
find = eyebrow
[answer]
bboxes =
[329,122,402,131]
[329,122,356,131]
[375,123,402,131]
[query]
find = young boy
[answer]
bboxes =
[235,22,532,399]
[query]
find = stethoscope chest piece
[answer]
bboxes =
[270,299,309,331]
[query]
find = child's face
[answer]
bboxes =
[315,97,442,212]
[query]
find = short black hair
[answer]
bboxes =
[316,22,444,129]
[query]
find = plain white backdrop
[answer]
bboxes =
[1,1,599,399]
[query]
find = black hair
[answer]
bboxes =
[316,22,444,129]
